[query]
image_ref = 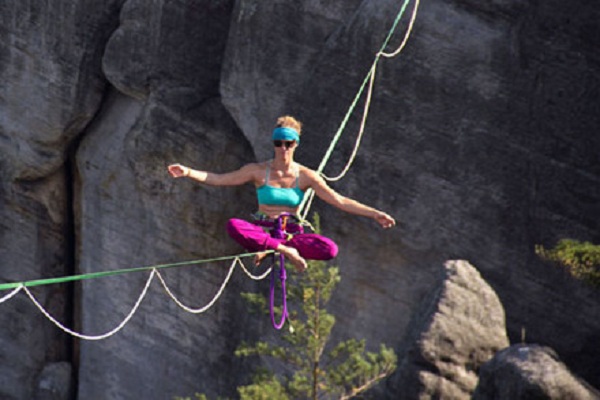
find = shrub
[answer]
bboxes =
[536,239,600,287]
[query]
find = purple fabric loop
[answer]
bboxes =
[269,213,291,330]
[270,252,288,329]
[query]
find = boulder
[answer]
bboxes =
[473,344,600,400]
[390,260,510,399]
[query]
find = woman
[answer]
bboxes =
[168,116,396,272]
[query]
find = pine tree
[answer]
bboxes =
[235,214,397,399]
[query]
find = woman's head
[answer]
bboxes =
[276,116,302,135]
[272,116,302,151]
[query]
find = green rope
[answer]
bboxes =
[315,0,410,175]
[299,0,412,217]
[0,250,273,291]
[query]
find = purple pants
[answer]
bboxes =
[226,218,338,260]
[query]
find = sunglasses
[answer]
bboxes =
[273,140,296,149]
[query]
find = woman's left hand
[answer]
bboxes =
[374,211,396,229]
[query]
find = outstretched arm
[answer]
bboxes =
[305,169,396,229]
[168,163,258,186]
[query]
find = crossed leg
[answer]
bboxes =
[226,218,338,272]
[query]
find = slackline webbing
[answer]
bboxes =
[0,254,274,340]
[299,0,419,219]
[0,251,273,291]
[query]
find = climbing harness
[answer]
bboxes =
[0,0,419,337]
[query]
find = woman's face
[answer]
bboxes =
[273,140,297,158]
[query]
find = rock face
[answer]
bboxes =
[0,0,599,399]
[74,2,258,399]
[473,344,600,400]
[391,260,510,399]
[35,362,73,400]
[0,1,122,399]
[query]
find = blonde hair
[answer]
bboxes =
[276,115,302,135]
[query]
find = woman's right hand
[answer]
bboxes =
[168,164,189,178]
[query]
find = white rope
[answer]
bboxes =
[156,257,272,314]
[300,189,316,221]
[2,256,274,339]
[379,0,420,58]
[300,61,378,218]
[300,0,420,216]
[320,61,378,182]
[156,258,237,314]
[0,286,23,304]
[23,269,156,341]
[237,257,273,280]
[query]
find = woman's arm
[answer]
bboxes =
[168,163,260,186]
[304,169,396,229]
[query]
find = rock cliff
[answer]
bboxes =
[0,0,599,399]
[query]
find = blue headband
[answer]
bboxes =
[272,127,300,143]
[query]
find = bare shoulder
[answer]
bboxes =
[296,163,325,189]
[241,161,269,185]
[240,161,266,172]
[296,163,314,177]
[298,164,322,179]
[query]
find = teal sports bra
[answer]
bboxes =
[256,163,305,207]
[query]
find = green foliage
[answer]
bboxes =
[238,371,289,400]
[536,239,600,287]
[174,394,209,400]
[235,213,397,399]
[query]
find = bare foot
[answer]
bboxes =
[277,245,308,273]
[254,251,268,266]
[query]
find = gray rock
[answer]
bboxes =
[0,1,122,399]
[35,362,73,400]
[391,260,510,399]
[473,344,600,400]
[75,1,254,398]
[0,0,599,398]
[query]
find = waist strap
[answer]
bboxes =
[251,213,305,235]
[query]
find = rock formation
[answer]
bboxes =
[390,260,510,399]
[473,344,600,400]
[0,0,599,399]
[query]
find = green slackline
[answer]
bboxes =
[0,250,273,291]
[298,0,413,217]
[315,0,411,176]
